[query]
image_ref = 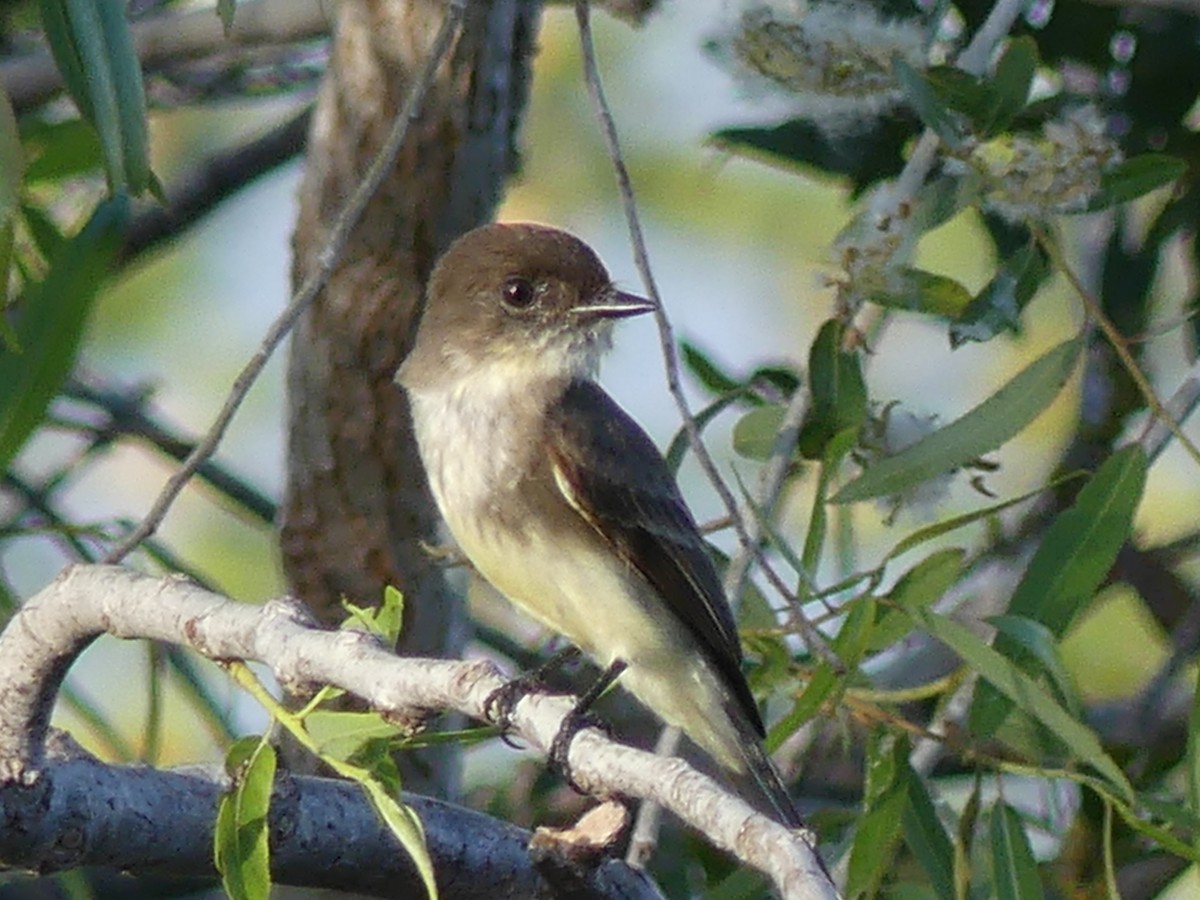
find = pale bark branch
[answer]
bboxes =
[1,0,331,112]
[0,564,836,898]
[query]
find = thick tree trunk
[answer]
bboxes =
[281,0,543,796]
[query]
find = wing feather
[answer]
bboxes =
[545,380,764,737]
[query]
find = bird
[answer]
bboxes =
[396,221,802,828]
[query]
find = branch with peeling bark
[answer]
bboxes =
[0,565,838,898]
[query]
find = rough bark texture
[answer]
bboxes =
[281,0,542,795]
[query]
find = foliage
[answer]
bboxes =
[2,0,1200,897]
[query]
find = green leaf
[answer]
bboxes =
[21,118,104,182]
[770,663,839,750]
[0,198,126,472]
[341,586,405,646]
[217,0,238,34]
[39,0,151,195]
[802,427,858,575]
[215,736,276,900]
[61,0,126,192]
[901,763,956,900]
[950,244,1047,347]
[360,779,438,899]
[869,548,964,652]
[682,342,740,395]
[870,268,973,318]
[732,404,784,462]
[833,337,1082,504]
[709,116,911,197]
[1005,445,1146,631]
[894,57,965,149]
[987,614,1081,717]
[1083,154,1187,212]
[919,67,991,123]
[990,803,1044,900]
[38,0,94,121]
[797,319,867,459]
[95,0,151,194]
[981,38,1037,135]
[0,88,21,312]
[306,710,403,760]
[848,733,909,897]
[1190,665,1200,820]
[884,476,1077,562]
[666,392,742,473]
[916,609,1134,803]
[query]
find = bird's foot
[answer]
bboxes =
[549,708,612,796]
[484,646,583,734]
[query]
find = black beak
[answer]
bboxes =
[574,287,656,320]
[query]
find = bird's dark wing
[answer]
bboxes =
[544,380,764,737]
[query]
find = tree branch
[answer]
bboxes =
[0,737,661,899]
[0,565,837,898]
[1,0,331,112]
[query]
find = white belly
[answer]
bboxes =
[407,378,746,771]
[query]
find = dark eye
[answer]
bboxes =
[501,277,537,310]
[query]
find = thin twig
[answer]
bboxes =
[574,1,745,536]
[1135,330,1200,464]
[1032,224,1200,468]
[102,0,467,564]
[64,375,277,524]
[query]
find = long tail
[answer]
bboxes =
[733,712,805,829]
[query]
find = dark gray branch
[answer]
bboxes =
[0,738,662,900]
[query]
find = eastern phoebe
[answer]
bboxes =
[397,222,801,828]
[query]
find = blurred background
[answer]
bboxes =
[3,0,1200,894]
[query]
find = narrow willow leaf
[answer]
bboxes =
[682,341,741,395]
[770,664,838,750]
[215,736,276,900]
[895,57,965,148]
[901,762,956,900]
[38,0,95,121]
[1007,445,1147,632]
[990,803,1045,900]
[972,446,1148,734]
[1083,154,1187,212]
[950,244,1047,347]
[360,780,438,899]
[884,477,1073,561]
[802,427,857,575]
[0,198,125,471]
[981,37,1037,135]
[666,392,741,473]
[1188,665,1200,821]
[917,610,1134,802]
[95,0,151,193]
[798,320,867,458]
[0,88,20,312]
[62,0,126,192]
[833,338,1082,503]
[869,548,965,652]
[848,733,909,897]
[921,66,991,122]
[870,267,973,318]
[988,615,1081,717]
